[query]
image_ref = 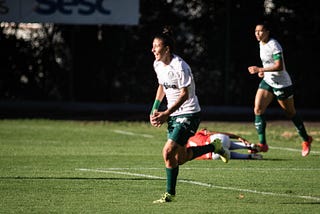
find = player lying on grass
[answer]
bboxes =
[187,129,263,160]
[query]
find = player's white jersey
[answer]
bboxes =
[154,54,201,116]
[260,38,292,88]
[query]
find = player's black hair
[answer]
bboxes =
[154,25,176,53]
[256,19,272,32]
[257,19,277,39]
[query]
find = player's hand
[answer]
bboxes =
[238,137,249,144]
[150,111,162,127]
[248,66,256,74]
[248,66,260,74]
[152,111,169,127]
[258,71,264,78]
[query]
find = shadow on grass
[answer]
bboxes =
[259,158,288,161]
[280,202,320,205]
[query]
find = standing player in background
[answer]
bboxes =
[248,21,312,156]
[187,129,263,160]
[149,26,230,203]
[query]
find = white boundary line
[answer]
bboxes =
[76,168,320,202]
[112,129,154,138]
[86,167,320,171]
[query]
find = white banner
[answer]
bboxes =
[0,0,139,25]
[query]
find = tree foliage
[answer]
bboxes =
[0,0,319,107]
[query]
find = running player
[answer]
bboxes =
[248,21,312,156]
[150,26,230,203]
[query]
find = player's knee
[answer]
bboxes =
[254,107,264,115]
[162,146,175,160]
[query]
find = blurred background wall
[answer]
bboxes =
[1,0,319,120]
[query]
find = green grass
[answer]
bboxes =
[0,119,319,213]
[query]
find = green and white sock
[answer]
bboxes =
[291,114,309,141]
[166,167,179,195]
[255,114,266,144]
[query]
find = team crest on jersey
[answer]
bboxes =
[163,70,178,89]
[168,71,175,80]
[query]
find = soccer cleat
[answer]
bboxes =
[153,192,175,204]
[250,153,263,160]
[248,143,269,153]
[211,138,230,163]
[219,149,231,163]
[301,136,313,157]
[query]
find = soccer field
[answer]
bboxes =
[0,119,319,213]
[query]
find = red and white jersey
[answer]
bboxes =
[187,129,231,160]
[187,129,213,160]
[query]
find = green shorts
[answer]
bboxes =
[167,112,201,146]
[259,79,294,100]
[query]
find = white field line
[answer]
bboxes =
[270,146,320,154]
[85,167,320,171]
[76,168,320,202]
[112,129,153,138]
